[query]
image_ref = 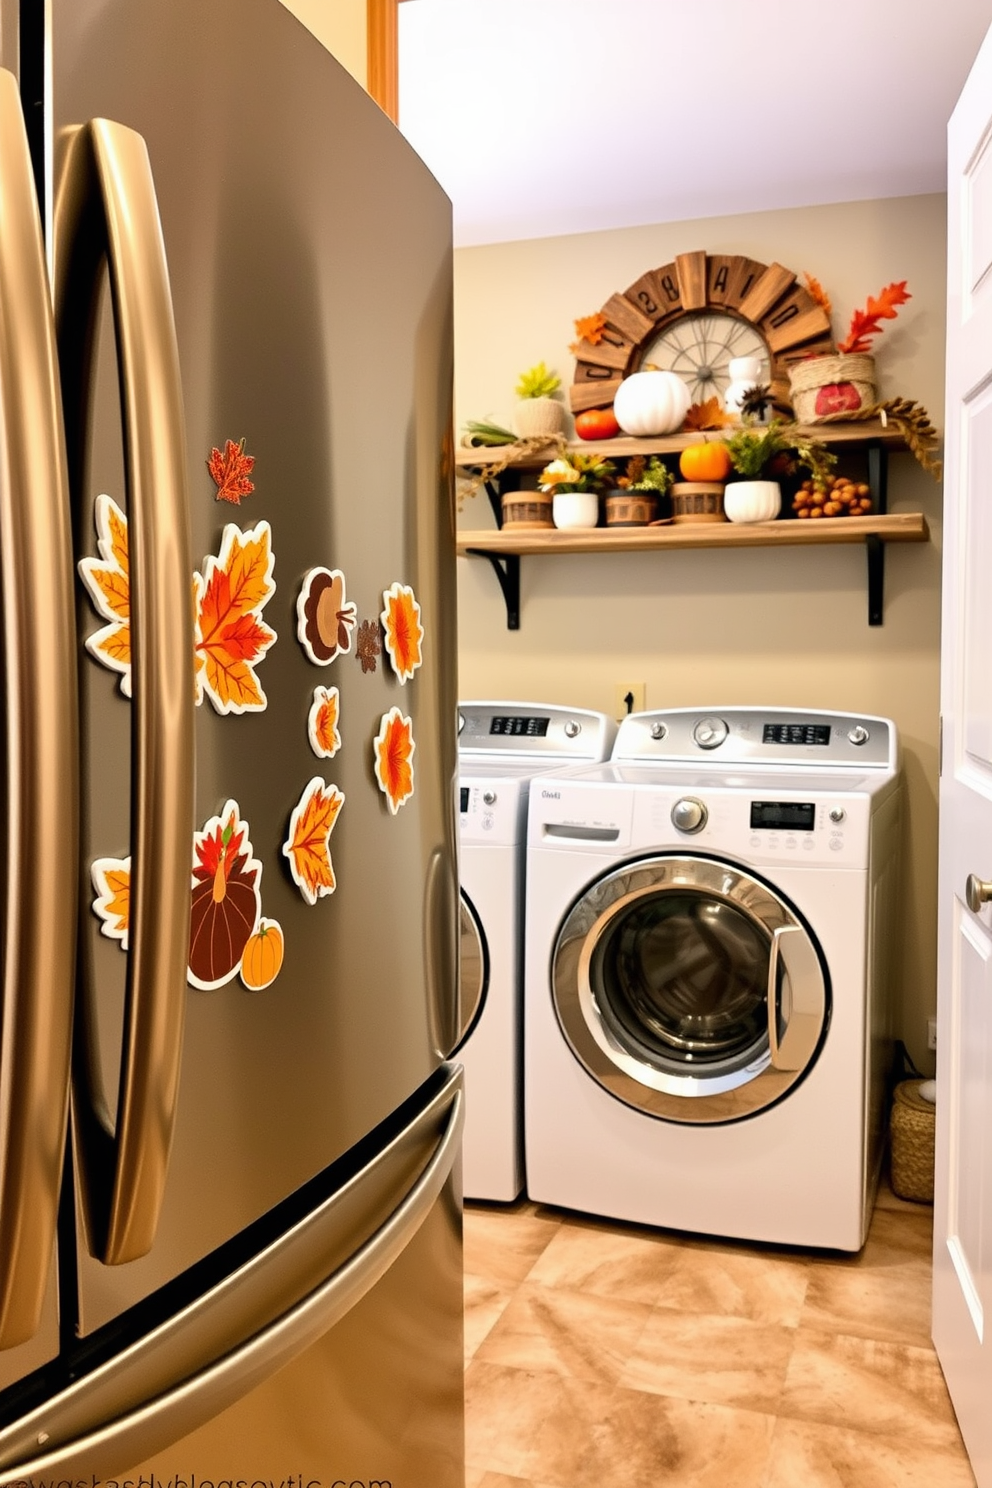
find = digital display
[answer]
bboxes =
[490,715,550,737]
[750,801,816,831]
[460,787,470,812]
[762,723,831,747]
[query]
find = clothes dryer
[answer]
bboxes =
[457,701,616,1200]
[524,708,901,1249]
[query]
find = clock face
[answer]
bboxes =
[640,313,768,403]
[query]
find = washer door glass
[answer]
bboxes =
[553,855,828,1123]
[454,889,488,1052]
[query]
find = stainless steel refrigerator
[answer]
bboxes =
[0,1,463,1482]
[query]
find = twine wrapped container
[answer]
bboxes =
[890,1079,936,1203]
[789,354,876,424]
[671,482,725,524]
[605,492,657,527]
[501,489,554,529]
[514,396,566,439]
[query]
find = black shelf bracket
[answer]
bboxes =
[466,550,520,629]
[866,440,888,626]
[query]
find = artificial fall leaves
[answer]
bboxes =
[208,438,255,505]
[683,397,734,433]
[78,495,132,696]
[836,282,912,355]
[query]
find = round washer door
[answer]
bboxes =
[453,889,489,1053]
[552,854,828,1124]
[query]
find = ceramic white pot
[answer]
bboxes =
[552,491,599,529]
[724,479,781,524]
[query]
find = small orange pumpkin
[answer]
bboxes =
[241,917,285,991]
[679,441,732,483]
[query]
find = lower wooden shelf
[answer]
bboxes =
[456,513,930,629]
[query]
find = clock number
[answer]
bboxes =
[660,274,680,303]
[636,290,658,315]
[712,264,729,297]
[768,301,799,331]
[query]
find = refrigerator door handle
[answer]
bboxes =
[0,1077,463,1482]
[0,69,79,1350]
[54,119,194,1265]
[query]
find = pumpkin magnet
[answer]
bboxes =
[380,583,423,684]
[307,685,341,759]
[240,917,285,991]
[373,707,416,815]
[91,855,131,949]
[188,800,263,991]
[194,521,277,714]
[297,568,356,665]
[78,494,132,698]
[283,777,345,905]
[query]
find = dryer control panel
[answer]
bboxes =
[458,701,617,762]
[613,707,895,771]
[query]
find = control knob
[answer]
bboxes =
[693,716,729,750]
[650,721,668,741]
[564,720,581,739]
[482,790,496,806]
[672,797,707,833]
[848,725,870,746]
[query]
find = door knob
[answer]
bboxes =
[966,874,992,912]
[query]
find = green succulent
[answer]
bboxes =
[625,456,673,496]
[515,362,561,400]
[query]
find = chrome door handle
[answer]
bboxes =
[0,68,79,1350]
[966,875,992,912]
[55,119,194,1266]
[767,924,826,1072]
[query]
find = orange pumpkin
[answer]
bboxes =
[241,917,285,991]
[679,441,732,482]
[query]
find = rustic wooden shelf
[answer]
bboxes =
[455,420,932,629]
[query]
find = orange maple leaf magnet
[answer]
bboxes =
[91,855,131,949]
[194,521,277,714]
[307,685,341,759]
[283,777,344,905]
[380,582,424,684]
[373,707,416,815]
[78,494,132,696]
[207,437,255,505]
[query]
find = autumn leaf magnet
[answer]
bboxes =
[380,582,424,684]
[91,856,131,949]
[297,568,357,665]
[373,707,416,815]
[283,777,344,905]
[78,494,132,696]
[194,521,277,714]
[188,800,262,991]
[307,685,341,759]
[208,437,256,505]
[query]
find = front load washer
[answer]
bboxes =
[456,701,616,1201]
[524,707,901,1250]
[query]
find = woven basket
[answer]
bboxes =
[890,1079,935,1203]
[788,354,876,424]
[513,397,566,439]
[671,482,725,524]
[501,489,554,529]
[605,492,658,527]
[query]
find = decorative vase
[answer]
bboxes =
[723,355,769,419]
[552,491,599,529]
[723,479,782,524]
[514,396,567,439]
[501,489,554,529]
[670,481,726,524]
[604,491,658,527]
[788,354,876,423]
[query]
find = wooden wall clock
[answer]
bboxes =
[571,250,835,415]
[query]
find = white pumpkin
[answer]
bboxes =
[613,371,691,437]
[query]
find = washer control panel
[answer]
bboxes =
[613,707,895,771]
[458,700,617,762]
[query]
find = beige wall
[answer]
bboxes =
[454,193,946,1073]
[277,0,367,87]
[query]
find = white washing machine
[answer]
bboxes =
[456,701,616,1201]
[524,707,901,1250]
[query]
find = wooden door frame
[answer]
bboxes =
[368,0,411,122]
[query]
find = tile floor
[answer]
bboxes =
[463,1178,976,1488]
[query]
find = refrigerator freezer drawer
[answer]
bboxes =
[0,1067,463,1482]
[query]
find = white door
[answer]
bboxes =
[935,22,992,1485]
